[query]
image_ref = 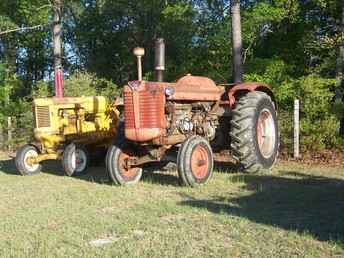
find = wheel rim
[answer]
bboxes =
[24,149,40,172]
[256,109,276,158]
[71,149,87,173]
[118,150,140,180]
[191,145,209,180]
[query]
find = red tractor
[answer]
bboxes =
[106,46,279,186]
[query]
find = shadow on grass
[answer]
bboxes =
[141,160,240,186]
[0,157,68,177]
[0,157,111,183]
[214,161,240,173]
[0,157,180,185]
[0,158,18,175]
[0,155,240,185]
[179,170,344,243]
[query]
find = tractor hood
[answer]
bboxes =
[126,75,222,102]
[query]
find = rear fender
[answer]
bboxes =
[228,82,277,108]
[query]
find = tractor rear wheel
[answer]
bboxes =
[62,143,89,176]
[177,136,214,187]
[230,91,279,173]
[15,144,42,176]
[106,144,142,186]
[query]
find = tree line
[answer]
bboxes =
[0,0,343,152]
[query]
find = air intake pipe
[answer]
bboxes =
[133,47,145,81]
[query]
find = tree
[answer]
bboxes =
[337,4,344,135]
[52,0,63,97]
[230,0,243,83]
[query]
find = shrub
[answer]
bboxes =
[245,58,339,152]
[277,75,338,152]
[64,71,120,101]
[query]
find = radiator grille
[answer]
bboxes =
[124,92,135,128]
[124,90,165,130]
[35,106,51,128]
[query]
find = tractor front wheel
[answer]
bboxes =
[230,91,279,173]
[15,144,42,176]
[177,136,214,187]
[62,143,89,176]
[106,144,142,186]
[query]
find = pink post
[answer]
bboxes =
[54,68,64,98]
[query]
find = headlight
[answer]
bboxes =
[165,87,175,97]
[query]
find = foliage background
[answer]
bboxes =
[0,0,343,153]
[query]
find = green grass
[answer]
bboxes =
[0,153,343,258]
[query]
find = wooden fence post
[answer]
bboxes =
[7,116,12,153]
[294,99,300,159]
[0,125,3,150]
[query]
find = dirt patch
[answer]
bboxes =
[280,149,344,167]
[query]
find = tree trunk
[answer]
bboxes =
[337,5,344,136]
[231,0,243,83]
[3,37,17,74]
[53,0,64,97]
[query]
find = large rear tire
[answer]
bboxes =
[62,143,89,176]
[15,144,42,176]
[177,136,214,187]
[106,144,142,186]
[230,91,279,173]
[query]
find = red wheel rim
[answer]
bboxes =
[256,113,266,148]
[191,145,209,179]
[118,151,139,179]
[256,109,276,158]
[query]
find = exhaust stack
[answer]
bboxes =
[154,38,165,82]
[133,47,145,81]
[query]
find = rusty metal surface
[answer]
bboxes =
[169,75,222,101]
[123,79,274,144]
[127,146,170,166]
[125,75,222,102]
[227,82,272,107]
[191,144,209,180]
[152,134,186,145]
[118,149,141,179]
[124,82,166,142]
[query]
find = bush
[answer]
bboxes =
[244,57,293,87]
[277,75,338,152]
[32,81,53,98]
[64,72,120,101]
[245,58,340,152]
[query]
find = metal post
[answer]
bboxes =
[7,117,12,153]
[294,99,300,159]
[155,38,165,82]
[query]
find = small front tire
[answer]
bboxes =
[106,144,142,186]
[62,143,89,176]
[15,144,42,176]
[177,136,214,187]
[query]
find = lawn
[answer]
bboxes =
[0,152,343,258]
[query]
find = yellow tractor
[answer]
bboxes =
[15,96,120,176]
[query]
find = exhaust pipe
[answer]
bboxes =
[154,38,165,82]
